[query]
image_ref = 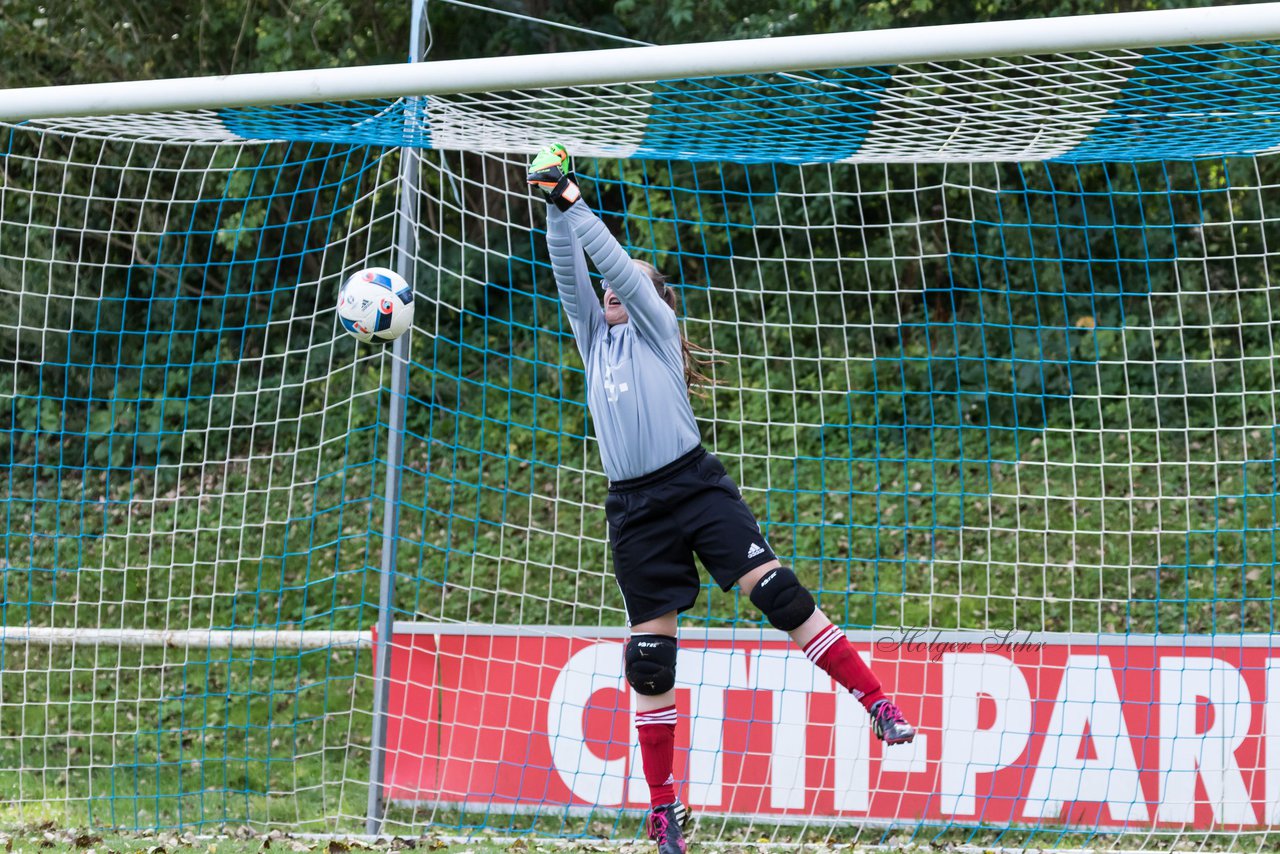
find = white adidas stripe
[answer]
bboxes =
[806,637,839,663]
[804,625,843,663]
[637,712,678,726]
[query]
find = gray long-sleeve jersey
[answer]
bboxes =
[546,202,701,482]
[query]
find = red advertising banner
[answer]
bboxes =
[381,626,1280,830]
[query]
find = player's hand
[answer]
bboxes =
[527,143,581,211]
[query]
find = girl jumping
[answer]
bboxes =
[527,144,915,854]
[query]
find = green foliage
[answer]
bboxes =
[611,0,1218,43]
[0,1,411,87]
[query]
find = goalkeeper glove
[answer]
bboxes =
[527,143,581,211]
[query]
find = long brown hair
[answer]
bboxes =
[631,260,721,395]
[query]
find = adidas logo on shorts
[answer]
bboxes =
[747,542,764,559]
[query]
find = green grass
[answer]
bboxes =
[0,821,1262,854]
[0,826,658,854]
[0,819,1261,854]
[0,644,371,833]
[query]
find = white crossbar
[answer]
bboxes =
[1,4,1279,121]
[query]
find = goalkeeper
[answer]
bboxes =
[527,144,915,854]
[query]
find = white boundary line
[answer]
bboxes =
[381,798,1212,842]
[0,622,1273,648]
[393,622,1280,647]
[292,831,1122,852]
[0,626,369,648]
[2,4,1280,120]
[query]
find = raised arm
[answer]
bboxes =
[545,203,604,351]
[527,142,679,348]
[557,201,679,346]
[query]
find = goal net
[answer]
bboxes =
[3,10,1280,847]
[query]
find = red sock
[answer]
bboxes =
[636,705,678,808]
[804,624,886,711]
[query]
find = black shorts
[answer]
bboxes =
[605,446,778,625]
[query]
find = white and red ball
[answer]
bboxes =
[337,267,414,343]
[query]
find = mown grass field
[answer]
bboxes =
[0,827,658,854]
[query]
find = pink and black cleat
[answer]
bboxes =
[870,698,917,745]
[647,800,690,854]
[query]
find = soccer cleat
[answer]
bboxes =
[869,698,916,745]
[647,800,690,854]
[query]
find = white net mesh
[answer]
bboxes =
[3,34,1280,846]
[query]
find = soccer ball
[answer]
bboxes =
[336,267,415,343]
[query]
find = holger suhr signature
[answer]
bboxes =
[875,627,1046,662]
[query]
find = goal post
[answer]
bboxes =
[3,5,1280,846]
[365,1,430,836]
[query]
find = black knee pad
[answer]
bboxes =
[749,567,816,632]
[625,634,677,696]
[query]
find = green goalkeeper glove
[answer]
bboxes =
[527,143,581,211]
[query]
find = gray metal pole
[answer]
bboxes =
[366,0,428,835]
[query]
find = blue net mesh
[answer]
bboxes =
[199,42,1280,163]
[1,133,401,830]
[4,34,1280,845]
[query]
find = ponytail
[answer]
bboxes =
[632,260,722,395]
